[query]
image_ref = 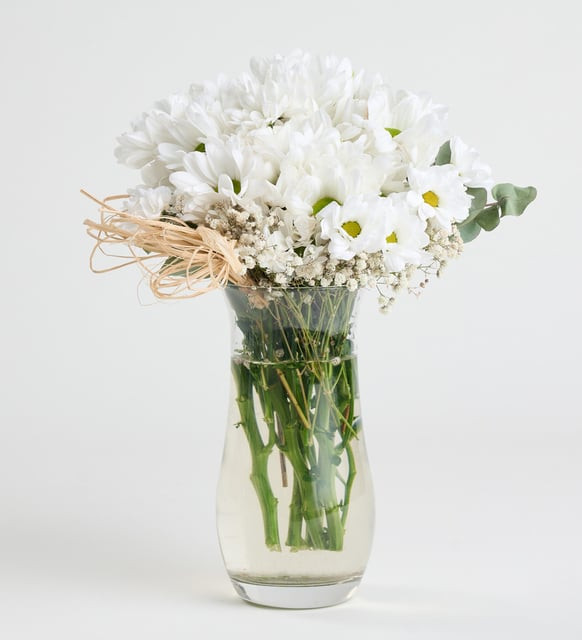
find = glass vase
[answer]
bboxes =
[216,285,374,609]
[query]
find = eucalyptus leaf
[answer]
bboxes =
[458,183,536,243]
[434,140,451,165]
[492,183,537,216]
[476,205,501,231]
[466,187,487,213]
[458,221,482,243]
[458,204,500,239]
[456,188,489,233]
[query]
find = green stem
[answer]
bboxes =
[314,379,345,551]
[232,362,281,550]
[286,470,305,549]
[270,382,327,549]
[342,441,357,528]
[226,286,361,553]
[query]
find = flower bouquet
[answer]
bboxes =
[84,51,536,608]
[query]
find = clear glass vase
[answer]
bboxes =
[216,285,375,609]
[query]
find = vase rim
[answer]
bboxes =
[225,283,359,293]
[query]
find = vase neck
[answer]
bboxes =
[225,286,360,363]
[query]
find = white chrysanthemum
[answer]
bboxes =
[342,87,448,192]
[318,195,385,260]
[115,113,164,170]
[156,103,224,170]
[272,111,341,213]
[352,87,446,147]
[278,136,383,215]
[236,51,314,124]
[125,185,172,219]
[235,51,355,127]
[170,137,276,217]
[385,89,447,133]
[115,95,190,168]
[115,93,226,187]
[381,193,430,272]
[450,136,493,189]
[113,51,494,290]
[283,111,341,166]
[408,165,472,232]
[274,122,385,245]
[396,114,448,168]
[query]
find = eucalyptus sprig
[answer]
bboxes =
[435,140,537,242]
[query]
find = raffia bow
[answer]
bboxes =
[82,191,257,300]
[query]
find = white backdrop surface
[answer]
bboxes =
[1,1,581,638]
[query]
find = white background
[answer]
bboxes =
[1,1,581,638]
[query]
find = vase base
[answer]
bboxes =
[230,576,361,609]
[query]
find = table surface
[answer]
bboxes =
[2,424,580,640]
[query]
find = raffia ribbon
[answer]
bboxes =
[82,191,255,299]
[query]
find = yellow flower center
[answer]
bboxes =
[341,221,362,238]
[422,190,439,207]
[386,232,398,244]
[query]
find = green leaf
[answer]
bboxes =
[458,221,482,243]
[232,179,241,195]
[476,205,501,231]
[194,142,205,152]
[491,183,537,216]
[458,182,537,242]
[434,140,451,165]
[466,187,487,213]
[458,202,500,240]
[385,127,401,137]
[455,188,489,241]
[312,197,339,216]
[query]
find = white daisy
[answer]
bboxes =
[115,113,164,170]
[318,194,385,260]
[109,51,507,291]
[384,89,447,134]
[344,87,448,191]
[140,159,171,188]
[277,135,382,214]
[237,51,355,127]
[156,101,224,170]
[170,136,274,210]
[450,136,493,189]
[381,193,430,272]
[396,114,448,168]
[407,165,472,232]
[124,185,172,219]
[114,95,219,187]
